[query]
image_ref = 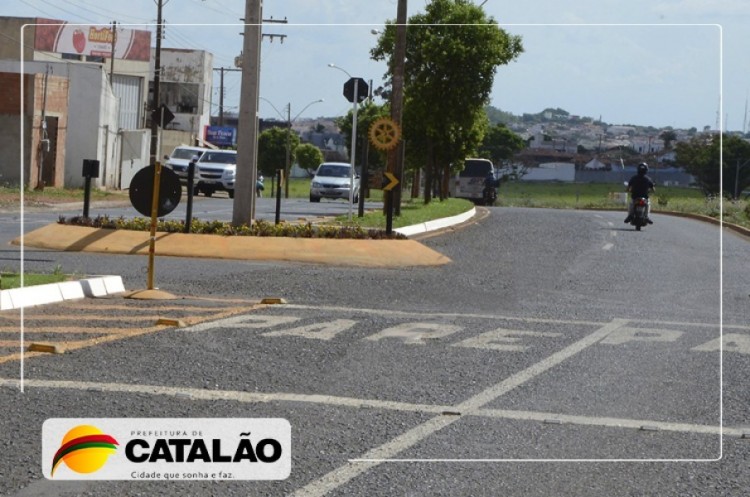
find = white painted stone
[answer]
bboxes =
[57,281,86,301]
[0,290,13,310]
[80,278,108,297]
[101,276,126,294]
[8,284,64,309]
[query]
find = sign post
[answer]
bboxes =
[343,77,368,221]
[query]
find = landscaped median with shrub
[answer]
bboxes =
[56,215,408,240]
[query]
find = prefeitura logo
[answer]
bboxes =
[50,425,118,476]
[42,419,291,480]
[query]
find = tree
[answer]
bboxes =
[676,133,750,197]
[478,123,525,165]
[371,0,523,202]
[257,127,300,178]
[295,143,323,176]
[336,100,390,172]
[660,129,677,149]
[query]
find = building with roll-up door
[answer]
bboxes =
[0,16,151,189]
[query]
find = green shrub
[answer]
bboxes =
[57,215,406,240]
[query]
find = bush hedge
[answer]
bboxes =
[58,215,407,240]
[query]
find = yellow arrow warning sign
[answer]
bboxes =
[382,172,399,192]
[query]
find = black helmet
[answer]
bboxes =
[637,162,649,175]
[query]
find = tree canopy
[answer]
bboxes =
[478,123,526,164]
[295,143,323,175]
[675,134,750,197]
[371,0,523,202]
[257,126,300,178]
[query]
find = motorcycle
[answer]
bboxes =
[482,185,497,206]
[630,197,649,231]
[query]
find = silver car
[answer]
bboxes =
[309,162,360,203]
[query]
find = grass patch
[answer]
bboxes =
[497,182,748,228]
[333,197,474,229]
[0,266,68,290]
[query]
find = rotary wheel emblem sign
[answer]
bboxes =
[368,117,401,151]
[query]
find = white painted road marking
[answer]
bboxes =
[181,305,746,355]
[365,322,462,344]
[600,326,684,346]
[453,329,562,352]
[0,377,733,437]
[263,319,356,341]
[291,320,634,496]
[603,242,614,251]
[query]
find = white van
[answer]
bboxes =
[449,158,495,202]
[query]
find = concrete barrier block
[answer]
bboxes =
[0,290,13,311]
[9,284,64,309]
[101,276,126,295]
[58,281,86,301]
[80,278,108,297]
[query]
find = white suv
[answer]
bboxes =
[194,150,237,198]
[164,146,208,185]
[310,162,360,203]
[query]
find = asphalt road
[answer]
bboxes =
[0,206,748,496]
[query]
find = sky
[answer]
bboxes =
[5,0,749,132]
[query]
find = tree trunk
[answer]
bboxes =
[424,142,435,204]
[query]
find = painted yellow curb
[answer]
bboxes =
[15,224,452,268]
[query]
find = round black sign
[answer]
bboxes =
[129,165,182,217]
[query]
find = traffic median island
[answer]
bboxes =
[15,224,452,268]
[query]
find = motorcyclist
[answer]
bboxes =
[256,174,265,197]
[483,171,499,203]
[624,162,655,224]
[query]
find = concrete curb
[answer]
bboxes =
[395,207,477,237]
[0,276,125,311]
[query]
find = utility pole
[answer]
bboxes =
[213,67,241,126]
[233,0,262,226]
[109,21,117,84]
[149,0,166,166]
[385,0,407,220]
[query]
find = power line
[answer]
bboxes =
[36,0,100,23]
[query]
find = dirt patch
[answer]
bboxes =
[0,189,129,211]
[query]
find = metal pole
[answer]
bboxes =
[185,160,195,232]
[358,135,368,217]
[147,162,162,290]
[348,81,359,221]
[285,103,291,198]
[275,169,282,224]
[83,176,92,218]
[149,0,163,166]
[219,67,225,126]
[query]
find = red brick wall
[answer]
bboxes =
[0,71,68,187]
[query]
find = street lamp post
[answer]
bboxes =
[259,97,323,198]
[328,63,359,221]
